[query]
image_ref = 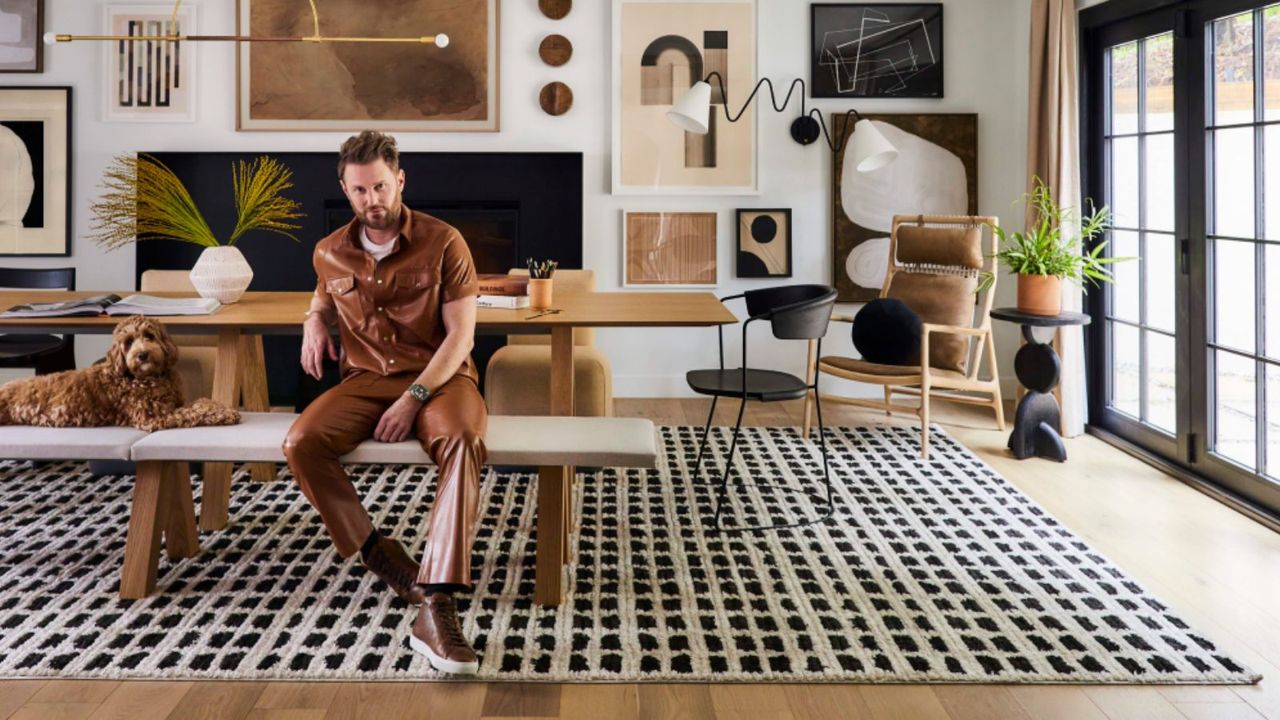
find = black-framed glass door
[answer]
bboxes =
[1085,0,1280,516]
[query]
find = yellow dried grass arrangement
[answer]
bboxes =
[90,153,304,251]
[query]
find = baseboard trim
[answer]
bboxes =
[1085,425,1280,535]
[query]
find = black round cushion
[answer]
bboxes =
[851,298,922,366]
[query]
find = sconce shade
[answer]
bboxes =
[667,81,712,134]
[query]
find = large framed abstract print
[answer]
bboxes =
[832,113,976,302]
[612,0,757,195]
[104,4,198,122]
[0,0,43,73]
[623,210,719,288]
[811,4,943,99]
[237,0,499,131]
[0,86,70,256]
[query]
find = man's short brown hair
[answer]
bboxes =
[338,131,400,180]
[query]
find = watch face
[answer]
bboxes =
[410,384,429,401]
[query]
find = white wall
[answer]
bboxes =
[4,0,1030,399]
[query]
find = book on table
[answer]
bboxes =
[476,274,530,296]
[0,293,220,318]
[476,294,530,309]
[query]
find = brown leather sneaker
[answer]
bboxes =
[361,534,428,606]
[409,592,479,675]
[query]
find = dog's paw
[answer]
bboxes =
[191,398,242,425]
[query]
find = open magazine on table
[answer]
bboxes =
[1,293,221,318]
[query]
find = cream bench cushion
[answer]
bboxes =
[128,412,659,468]
[0,426,148,461]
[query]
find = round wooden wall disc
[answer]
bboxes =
[539,34,573,66]
[539,82,573,116]
[539,0,571,20]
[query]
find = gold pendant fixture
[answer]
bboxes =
[46,0,450,47]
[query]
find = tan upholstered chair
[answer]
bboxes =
[484,269,613,416]
[140,270,217,401]
[802,214,1005,458]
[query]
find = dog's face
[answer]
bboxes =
[109,316,177,379]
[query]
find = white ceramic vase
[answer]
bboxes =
[189,245,253,304]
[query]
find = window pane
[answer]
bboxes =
[1146,133,1175,232]
[1214,11,1256,126]
[1266,126,1280,240]
[1112,322,1141,418]
[1145,33,1175,132]
[1267,244,1280,359]
[1215,350,1258,469]
[1146,233,1176,332]
[1214,128,1256,239]
[1111,230,1141,323]
[1147,331,1177,433]
[1111,41,1139,134]
[1268,364,1280,478]
[1266,6,1280,121]
[1111,137,1140,229]
[1216,239,1257,353]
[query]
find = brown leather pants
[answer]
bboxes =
[282,371,488,587]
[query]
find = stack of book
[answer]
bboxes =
[476,274,530,309]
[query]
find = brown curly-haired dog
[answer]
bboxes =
[0,316,240,431]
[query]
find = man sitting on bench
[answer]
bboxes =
[284,130,486,675]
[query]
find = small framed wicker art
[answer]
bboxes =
[735,208,791,278]
[622,210,718,288]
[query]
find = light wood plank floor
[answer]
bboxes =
[2,398,1277,720]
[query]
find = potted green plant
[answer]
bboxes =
[90,153,304,304]
[980,176,1125,316]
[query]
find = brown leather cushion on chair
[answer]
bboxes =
[820,355,968,383]
[896,224,984,269]
[885,271,977,373]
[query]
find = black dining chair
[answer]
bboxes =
[0,267,77,375]
[686,284,838,532]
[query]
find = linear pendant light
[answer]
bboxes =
[45,0,450,47]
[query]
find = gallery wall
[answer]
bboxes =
[2,0,1032,398]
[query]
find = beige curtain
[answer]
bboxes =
[1028,0,1086,437]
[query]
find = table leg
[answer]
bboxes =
[549,327,575,566]
[239,334,276,483]
[202,328,242,531]
[1009,325,1068,462]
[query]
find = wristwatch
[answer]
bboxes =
[407,383,430,403]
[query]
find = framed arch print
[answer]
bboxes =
[0,86,70,256]
[611,0,757,195]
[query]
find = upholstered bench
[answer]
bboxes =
[116,412,656,605]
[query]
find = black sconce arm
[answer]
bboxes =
[702,71,865,154]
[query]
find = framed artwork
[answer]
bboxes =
[832,113,976,302]
[612,0,757,195]
[236,0,499,131]
[103,4,197,122]
[736,208,791,278]
[0,0,43,73]
[811,4,943,99]
[622,210,718,288]
[0,86,70,256]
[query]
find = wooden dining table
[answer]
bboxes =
[0,289,738,530]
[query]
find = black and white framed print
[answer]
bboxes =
[810,4,943,99]
[104,4,197,122]
[0,86,71,256]
[0,0,44,73]
[736,208,791,278]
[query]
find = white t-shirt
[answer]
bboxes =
[360,225,397,263]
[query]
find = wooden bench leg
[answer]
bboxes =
[200,463,233,532]
[240,335,276,483]
[535,465,569,607]
[163,462,200,560]
[121,461,169,599]
[563,467,573,565]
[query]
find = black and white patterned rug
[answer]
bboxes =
[0,425,1260,683]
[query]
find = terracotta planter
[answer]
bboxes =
[189,246,253,304]
[1016,273,1062,316]
[528,278,554,309]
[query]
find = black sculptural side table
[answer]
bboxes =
[989,308,1091,462]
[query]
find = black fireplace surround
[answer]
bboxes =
[138,151,584,407]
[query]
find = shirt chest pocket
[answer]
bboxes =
[394,268,438,295]
[325,274,363,324]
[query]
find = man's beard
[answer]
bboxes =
[357,198,402,232]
